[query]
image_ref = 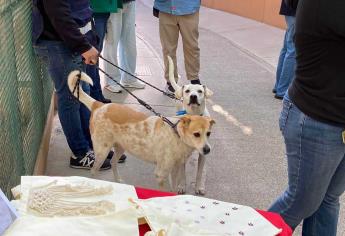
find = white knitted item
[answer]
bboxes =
[27,181,115,217]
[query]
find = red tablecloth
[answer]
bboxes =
[135,187,292,236]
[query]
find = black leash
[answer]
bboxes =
[98,55,178,100]
[94,64,177,129]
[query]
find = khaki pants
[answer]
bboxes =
[159,11,200,82]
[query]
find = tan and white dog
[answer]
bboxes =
[67,71,215,191]
[168,56,213,195]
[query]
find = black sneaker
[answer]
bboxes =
[191,79,201,85]
[165,82,175,94]
[106,150,127,163]
[101,97,112,103]
[70,150,111,170]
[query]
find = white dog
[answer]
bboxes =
[168,56,213,195]
[68,71,215,192]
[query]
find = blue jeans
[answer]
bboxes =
[269,96,345,235]
[274,16,296,97]
[34,40,92,157]
[86,13,110,101]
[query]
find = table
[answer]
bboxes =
[135,187,292,236]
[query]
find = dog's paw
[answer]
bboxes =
[177,185,186,194]
[195,187,206,195]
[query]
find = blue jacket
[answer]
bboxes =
[154,0,200,16]
[32,0,95,54]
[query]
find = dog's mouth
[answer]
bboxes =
[188,100,201,106]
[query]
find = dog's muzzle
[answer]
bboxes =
[189,95,200,105]
[202,145,211,155]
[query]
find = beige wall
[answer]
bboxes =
[202,0,286,29]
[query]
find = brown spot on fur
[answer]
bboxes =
[104,104,148,124]
[91,101,104,112]
[143,121,149,134]
[154,118,164,133]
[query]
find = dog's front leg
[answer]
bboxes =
[177,163,186,194]
[195,154,207,195]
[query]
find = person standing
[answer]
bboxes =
[32,0,111,169]
[103,0,145,93]
[154,0,201,93]
[269,0,345,235]
[273,0,296,100]
[85,0,122,103]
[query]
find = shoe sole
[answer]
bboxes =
[69,165,111,171]
[121,84,145,89]
[105,86,123,93]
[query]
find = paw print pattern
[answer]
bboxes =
[213,201,219,205]
[248,222,254,227]
[225,212,230,216]
[232,207,238,210]
[200,205,206,209]
[239,231,245,235]
[219,220,225,224]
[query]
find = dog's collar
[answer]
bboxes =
[176,110,187,116]
[177,110,204,116]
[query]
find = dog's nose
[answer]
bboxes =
[203,145,210,155]
[190,94,198,103]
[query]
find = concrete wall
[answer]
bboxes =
[202,0,286,29]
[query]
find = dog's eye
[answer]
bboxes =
[206,132,211,137]
[193,132,201,138]
[185,89,190,93]
[197,90,203,93]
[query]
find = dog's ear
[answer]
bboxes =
[175,85,184,99]
[180,115,191,128]
[203,85,213,98]
[208,118,216,127]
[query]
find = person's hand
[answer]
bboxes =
[81,46,99,65]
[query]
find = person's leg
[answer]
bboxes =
[275,16,296,97]
[177,11,200,83]
[302,155,345,236]
[86,13,111,101]
[159,12,179,82]
[118,2,137,83]
[269,98,345,233]
[274,23,288,93]
[34,42,90,157]
[104,11,123,91]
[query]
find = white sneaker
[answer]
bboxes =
[121,80,146,89]
[105,85,123,93]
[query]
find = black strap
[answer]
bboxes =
[98,55,178,100]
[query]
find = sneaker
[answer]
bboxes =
[106,150,127,163]
[105,85,123,93]
[165,82,175,94]
[70,150,111,170]
[121,80,145,89]
[101,97,112,103]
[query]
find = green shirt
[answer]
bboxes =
[90,0,123,13]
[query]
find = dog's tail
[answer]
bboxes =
[167,56,182,93]
[68,70,103,111]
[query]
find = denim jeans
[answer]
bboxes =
[34,40,92,157]
[85,13,110,101]
[269,96,345,235]
[274,16,296,97]
[103,1,137,85]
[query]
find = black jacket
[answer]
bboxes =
[279,0,296,16]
